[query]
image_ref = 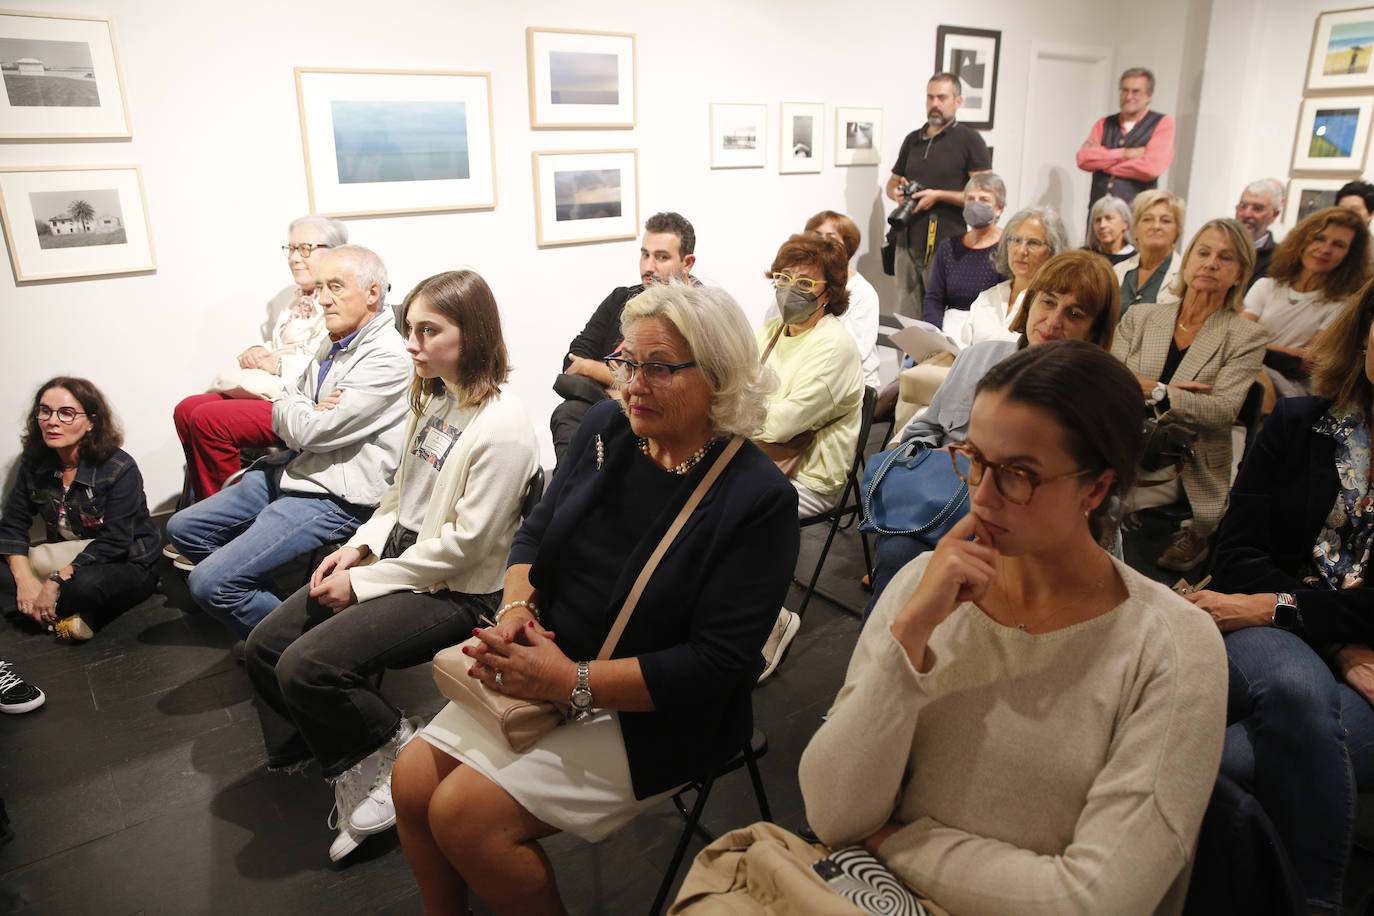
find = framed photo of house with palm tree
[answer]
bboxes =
[0,164,154,281]
[0,10,133,139]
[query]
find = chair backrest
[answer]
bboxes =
[521,466,546,520]
[1235,381,1265,461]
[855,386,878,467]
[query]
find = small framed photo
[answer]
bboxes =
[0,9,132,139]
[1305,7,1374,92]
[780,101,823,174]
[526,27,635,129]
[0,164,155,282]
[1284,177,1352,227]
[1290,95,1374,173]
[935,25,1001,130]
[710,103,766,169]
[532,149,638,247]
[294,68,496,219]
[834,106,882,166]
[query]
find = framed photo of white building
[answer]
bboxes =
[710,103,766,169]
[0,164,154,282]
[526,28,636,129]
[532,149,638,247]
[0,10,132,139]
[780,102,823,174]
[835,106,882,166]
[935,25,1000,130]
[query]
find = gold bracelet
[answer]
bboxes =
[495,599,539,626]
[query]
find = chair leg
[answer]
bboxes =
[859,530,873,582]
[651,775,717,916]
[744,749,772,823]
[795,514,842,619]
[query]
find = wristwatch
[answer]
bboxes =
[1272,592,1302,632]
[47,571,64,587]
[569,661,594,720]
[1147,382,1168,406]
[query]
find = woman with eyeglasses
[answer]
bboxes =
[799,341,1226,915]
[0,378,159,641]
[392,281,797,915]
[961,206,1069,346]
[170,215,345,512]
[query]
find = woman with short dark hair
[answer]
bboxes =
[806,210,880,387]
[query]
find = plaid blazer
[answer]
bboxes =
[1112,301,1267,534]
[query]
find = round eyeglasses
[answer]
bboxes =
[604,356,697,388]
[949,443,1093,505]
[1005,234,1049,251]
[36,405,89,425]
[772,272,828,294]
[282,243,332,258]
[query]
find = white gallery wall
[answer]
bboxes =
[3,0,1220,507]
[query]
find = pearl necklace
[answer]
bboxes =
[638,437,712,475]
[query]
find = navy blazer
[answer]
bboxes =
[510,399,799,798]
[1212,397,1374,644]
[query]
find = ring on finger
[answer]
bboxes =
[494,670,505,688]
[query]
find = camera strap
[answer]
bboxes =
[924,219,938,261]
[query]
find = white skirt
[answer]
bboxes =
[420,701,679,843]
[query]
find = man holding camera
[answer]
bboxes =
[885,72,992,319]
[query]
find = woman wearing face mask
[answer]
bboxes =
[922,173,1008,342]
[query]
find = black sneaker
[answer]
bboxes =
[0,661,45,714]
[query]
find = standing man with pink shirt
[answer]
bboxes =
[1076,67,1176,211]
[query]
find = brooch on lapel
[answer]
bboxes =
[595,434,604,471]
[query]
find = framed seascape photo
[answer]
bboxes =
[526,27,635,129]
[934,25,1000,130]
[710,103,766,169]
[1305,7,1374,92]
[294,68,496,219]
[1290,95,1374,173]
[780,102,823,174]
[0,9,131,139]
[532,149,638,247]
[0,164,154,282]
[834,106,882,166]
[1284,177,1351,227]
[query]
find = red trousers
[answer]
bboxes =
[173,393,282,500]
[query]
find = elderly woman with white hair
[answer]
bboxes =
[1085,194,1136,265]
[392,281,800,916]
[923,172,1008,340]
[961,205,1069,346]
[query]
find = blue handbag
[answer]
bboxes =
[859,440,970,547]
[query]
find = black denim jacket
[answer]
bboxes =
[0,448,160,568]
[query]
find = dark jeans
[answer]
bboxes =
[861,532,928,623]
[1221,626,1374,914]
[0,558,158,630]
[550,397,596,465]
[244,582,499,778]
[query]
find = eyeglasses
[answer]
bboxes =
[604,356,698,388]
[772,272,828,294]
[282,243,332,257]
[949,443,1093,505]
[1006,234,1049,251]
[35,405,89,424]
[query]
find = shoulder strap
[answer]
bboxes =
[595,435,745,659]
[759,322,787,364]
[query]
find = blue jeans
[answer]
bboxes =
[165,468,371,638]
[862,532,928,623]
[1221,626,1374,914]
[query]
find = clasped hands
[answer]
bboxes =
[463,611,572,703]
[15,571,61,626]
[236,345,280,375]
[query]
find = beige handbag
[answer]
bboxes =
[432,436,745,752]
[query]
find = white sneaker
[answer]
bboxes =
[328,826,362,862]
[326,751,382,862]
[349,716,421,836]
[757,608,801,684]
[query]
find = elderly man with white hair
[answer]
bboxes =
[1235,178,1285,290]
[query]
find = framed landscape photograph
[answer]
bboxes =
[1290,95,1374,172]
[1305,7,1374,92]
[1283,177,1351,227]
[780,101,823,174]
[710,103,766,169]
[526,27,635,129]
[935,25,1000,130]
[294,68,496,218]
[834,106,882,166]
[532,149,638,247]
[0,164,154,282]
[0,10,131,139]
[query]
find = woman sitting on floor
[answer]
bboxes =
[243,270,539,863]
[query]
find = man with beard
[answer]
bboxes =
[1235,178,1285,290]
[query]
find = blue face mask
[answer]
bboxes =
[776,286,821,325]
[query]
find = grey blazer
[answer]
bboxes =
[1112,302,1266,534]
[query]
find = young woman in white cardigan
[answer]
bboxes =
[243,269,539,864]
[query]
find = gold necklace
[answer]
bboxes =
[988,561,1110,633]
[638,437,713,475]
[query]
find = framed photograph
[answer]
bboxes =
[1283,177,1351,227]
[1305,7,1374,92]
[709,103,766,169]
[780,102,823,174]
[934,25,1001,130]
[1290,95,1374,172]
[526,27,635,129]
[294,68,496,219]
[532,149,638,247]
[0,165,154,282]
[0,9,131,139]
[834,106,882,166]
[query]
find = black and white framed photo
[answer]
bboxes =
[834,106,882,166]
[526,27,635,129]
[532,149,639,247]
[1290,94,1374,173]
[0,9,131,139]
[780,101,823,174]
[934,25,1000,130]
[1284,177,1351,227]
[1305,7,1374,92]
[710,103,766,169]
[294,68,496,218]
[0,164,154,282]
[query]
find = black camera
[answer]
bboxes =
[886,180,926,229]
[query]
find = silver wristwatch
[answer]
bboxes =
[1147,382,1168,406]
[569,661,594,720]
[47,571,64,586]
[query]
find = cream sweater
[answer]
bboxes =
[344,388,539,603]
[799,553,1227,916]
